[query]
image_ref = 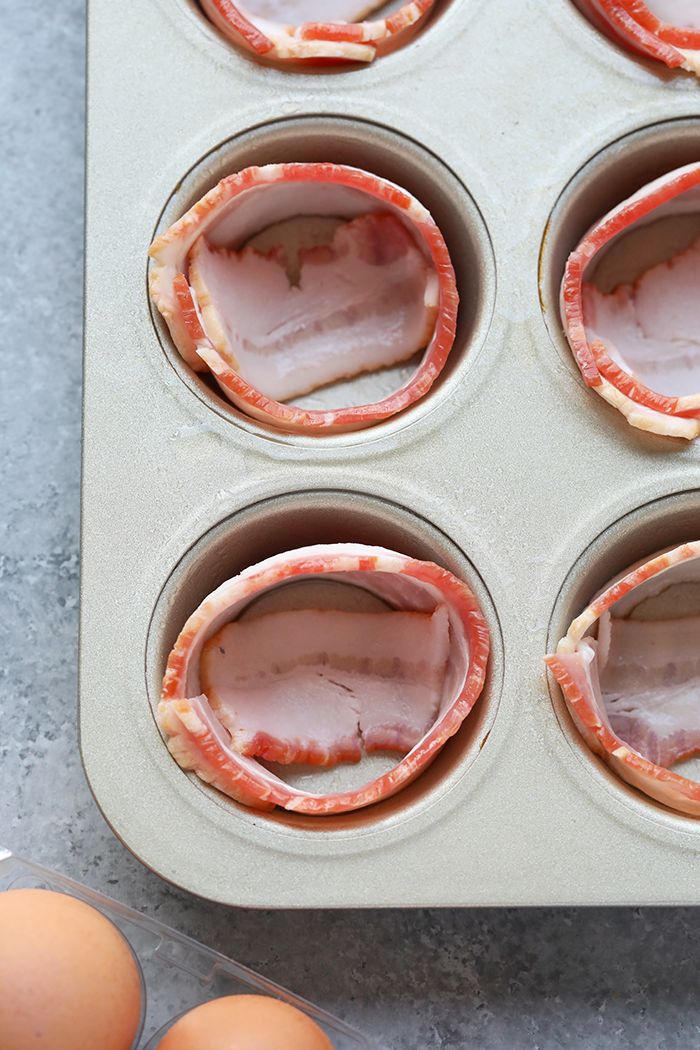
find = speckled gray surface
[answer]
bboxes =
[2,2,700,1047]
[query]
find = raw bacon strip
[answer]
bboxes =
[159,696,276,811]
[546,542,700,816]
[200,607,450,764]
[149,163,458,434]
[579,0,700,75]
[200,1,436,65]
[584,238,700,396]
[172,273,209,371]
[187,213,436,403]
[159,544,490,815]
[600,617,700,766]
[561,163,700,439]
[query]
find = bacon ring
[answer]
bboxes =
[547,542,700,816]
[158,544,489,815]
[149,163,458,434]
[577,0,700,76]
[200,0,437,64]
[561,163,700,439]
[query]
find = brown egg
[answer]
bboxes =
[0,887,143,1050]
[157,994,335,1050]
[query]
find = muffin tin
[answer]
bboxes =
[0,850,369,1047]
[81,0,700,906]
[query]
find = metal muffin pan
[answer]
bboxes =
[82,0,700,906]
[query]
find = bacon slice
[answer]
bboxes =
[600,616,700,766]
[578,0,700,75]
[158,544,490,815]
[546,542,700,816]
[200,607,450,764]
[187,213,436,403]
[561,163,700,439]
[200,1,436,64]
[583,237,700,397]
[149,163,457,434]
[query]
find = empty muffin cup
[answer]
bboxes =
[158,543,489,815]
[199,1,438,65]
[561,162,700,439]
[575,1,700,76]
[149,162,458,434]
[547,541,700,816]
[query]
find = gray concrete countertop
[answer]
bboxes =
[2,3,700,1047]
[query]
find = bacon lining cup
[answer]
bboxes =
[158,544,490,815]
[149,163,458,434]
[546,542,700,817]
[578,0,700,75]
[561,162,700,440]
[199,1,437,65]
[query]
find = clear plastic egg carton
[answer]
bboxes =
[81,0,700,907]
[0,850,370,1047]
